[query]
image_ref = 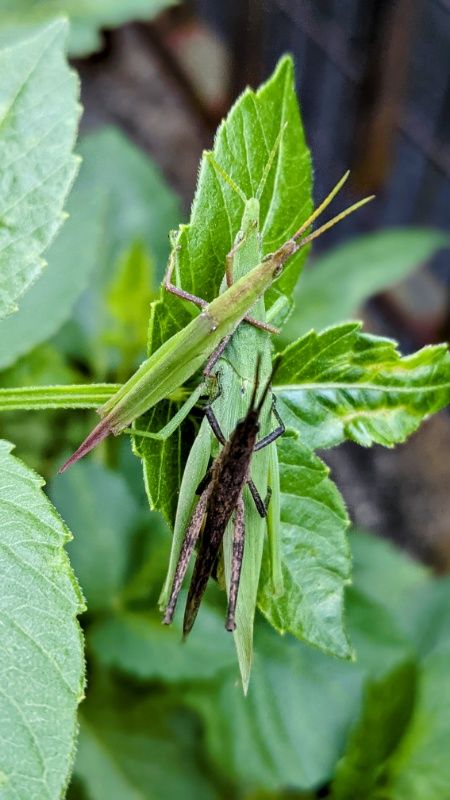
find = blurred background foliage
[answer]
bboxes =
[0,1,449,798]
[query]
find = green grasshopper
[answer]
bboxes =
[127,160,372,676]
[60,164,371,474]
[156,151,291,646]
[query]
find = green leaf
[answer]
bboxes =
[0,20,80,320]
[186,624,363,793]
[275,322,450,450]
[88,606,236,682]
[148,54,312,352]
[0,1,178,57]
[258,432,352,659]
[346,587,414,678]
[104,240,158,376]
[0,126,179,370]
[185,541,415,793]
[283,228,450,340]
[0,169,102,369]
[383,645,450,800]
[49,461,140,611]
[0,439,84,799]
[393,576,450,660]
[73,127,180,375]
[330,661,417,800]
[75,680,219,800]
[350,528,429,614]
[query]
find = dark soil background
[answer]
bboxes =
[75,2,450,569]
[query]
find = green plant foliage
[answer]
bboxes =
[384,646,450,799]
[72,128,180,375]
[0,0,177,56]
[350,527,429,613]
[49,461,142,611]
[88,607,236,682]
[75,680,219,800]
[185,625,362,793]
[330,661,417,799]
[283,228,450,340]
[105,240,157,377]
[137,50,313,608]
[148,54,312,355]
[0,44,449,798]
[0,19,80,320]
[0,127,179,371]
[0,439,84,799]
[0,170,102,369]
[275,322,450,449]
[258,432,351,658]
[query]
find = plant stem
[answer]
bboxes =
[0,384,120,411]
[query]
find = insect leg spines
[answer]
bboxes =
[225,494,246,632]
[163,484,211,625]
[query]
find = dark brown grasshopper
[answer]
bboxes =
[163,357,284,635]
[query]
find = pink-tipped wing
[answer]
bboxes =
[59,417,112,473]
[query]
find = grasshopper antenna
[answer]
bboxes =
[250,354,281,416]
[292,171,374,247]
[270,173,374,270]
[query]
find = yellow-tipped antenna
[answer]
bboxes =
[292,170,351,240]
[297,194,375,248]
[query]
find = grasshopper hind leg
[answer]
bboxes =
[225,494,246,632]
[163,484,211,625]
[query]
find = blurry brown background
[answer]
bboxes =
[75,0,449,568]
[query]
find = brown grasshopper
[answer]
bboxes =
[163,356,283,635]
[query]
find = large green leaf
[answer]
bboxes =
[0,19,80,320]
[258,432,352,659]
[0,440,84,799]
[49,461,141,611]
[0,1,177,57]
[275,322,450,450]
[0,170,103,369]
[0,126,179,370]
[283,228,449,341]
[75,680,219,800]
[88,606,236,683]
[186,542,415,793]
[73,127,180,375]
[384,645,450,800]
[330,661,417,800]
[186,625,362,794]
[148,53,312,353]
[393,576,450,661]
[350,528,429,613]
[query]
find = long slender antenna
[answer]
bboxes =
[297,195,375,248]
[292,171,350,240]
[255,356,281,415]
[269,174,374,265]
[249,353,263,410]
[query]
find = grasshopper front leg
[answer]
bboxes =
[164,238,279,335]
